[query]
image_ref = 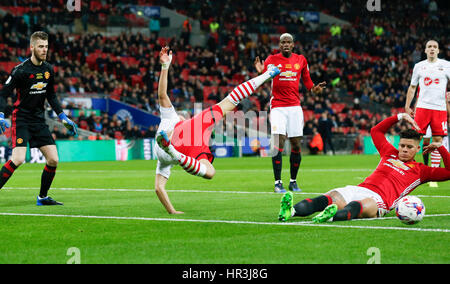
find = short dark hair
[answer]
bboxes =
[425,39,439,48]
[400,129,422,141]
[30,31,48,45]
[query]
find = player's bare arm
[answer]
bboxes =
[155,174,184,214]
[254,56,264,74]
[158,46,173,108]
[423,142,443,154]
[446,91,450,122]
[399,113,421,132]
[405,84,418,117]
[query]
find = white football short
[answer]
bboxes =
[270,106,304,137]
[157,106,181,134]
[424,125,432,139]
[330,185,389,217]
[155,106,181,179]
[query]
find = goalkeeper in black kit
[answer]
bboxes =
[0,31,78,205]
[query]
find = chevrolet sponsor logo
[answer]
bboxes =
[30,82,47,90]
[279,71,297,77]
[387,158,410,171]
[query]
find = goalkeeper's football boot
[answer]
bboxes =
[156,130,176,159]
[278,192,294,222]
[274,181,286,193]
[289,180,302,192]
[36,196,63,206]
[312,204,338,223]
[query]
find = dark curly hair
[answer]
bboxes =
[400,129,422,141]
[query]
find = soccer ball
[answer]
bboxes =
[395,196,425,225]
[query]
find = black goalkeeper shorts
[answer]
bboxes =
[11,122,55,148]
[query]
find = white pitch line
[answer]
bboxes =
[16,168,375,173]
[3,186,323,195]
[0,212,448,233]
[3,186,450,199]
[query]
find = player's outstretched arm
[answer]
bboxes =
[158,46,173,108]
[371,113,420,155]
[155,174,184,214]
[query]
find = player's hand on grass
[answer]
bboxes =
[398,113,421,132]
[58,112,78,137]
[254,56,265,74]
[311,81,326,94]
[0,112,10,134]
[170,210,184,214]
[160,46,172,70]
[423,142,443,154]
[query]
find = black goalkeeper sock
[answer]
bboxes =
[0,160,18,189]
[332,201,363,221]
[272,148,283,181]
[293,195,332,217]
[422,141,430,166]
[40,164,57,198]
[290,150,301,180]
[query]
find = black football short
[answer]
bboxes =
[11,122,55,148]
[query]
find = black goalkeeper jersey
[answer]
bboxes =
[0,58,63,124]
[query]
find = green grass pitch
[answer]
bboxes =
[0,154,448,264]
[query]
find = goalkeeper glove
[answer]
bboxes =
[0,112,10,134]
[58,112,78,137]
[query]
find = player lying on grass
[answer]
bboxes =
[154,47,280,214]
[278,112,450,223]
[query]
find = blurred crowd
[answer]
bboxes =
[50,110,157,140]
[0,0,448,143]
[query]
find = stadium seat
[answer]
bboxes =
[181,69,190,81]
[70,77,79,85]
[303,110,314,122]
[131,74,143,87]
[248,96,261,111]
[176,51,187,66]
[331,103,346,113]
[203,86,218,101]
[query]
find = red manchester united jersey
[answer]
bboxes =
[263,53,314,109]
[359,115,450,210]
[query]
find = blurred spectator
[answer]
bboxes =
[308,128,323,155]
[318,112,336,155]
[181,18,192,46]
[0,0,447,142]
[143,125,157,138]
